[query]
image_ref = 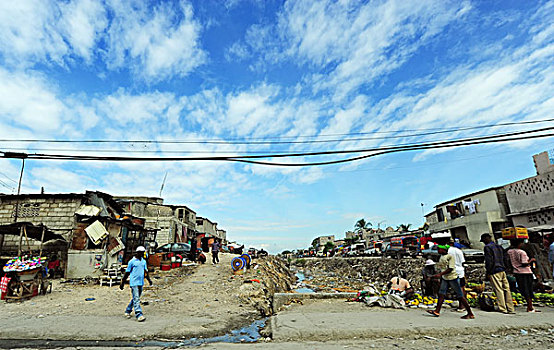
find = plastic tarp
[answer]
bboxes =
[84,220,109,245]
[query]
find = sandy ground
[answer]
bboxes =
[0,253,261,340]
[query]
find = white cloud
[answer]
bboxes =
[104,0,206,80]
[0,1,206,81]
[59,0,108,63]
[238,0,470,99]
[0,68,66,132]
[29,167,97,192]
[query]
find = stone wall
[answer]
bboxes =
[0,197,81,252]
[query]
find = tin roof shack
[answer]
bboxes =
[0,191,150,278]
[115,196,197,246]
[196,217,220,252]
[424,187,511,248]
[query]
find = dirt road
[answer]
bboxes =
[0,253,263,340]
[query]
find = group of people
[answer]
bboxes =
[421,233,554,319]
[481,233,553,314]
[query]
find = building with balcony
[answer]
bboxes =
[424,187,511,247]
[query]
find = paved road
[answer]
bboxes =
[271,299,554,341]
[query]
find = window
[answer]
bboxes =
[177,209,184,219]
[436,208,444,222]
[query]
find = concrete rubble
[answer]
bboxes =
[238,256,296,316]
[294,257,486,292]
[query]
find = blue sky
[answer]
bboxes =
[0,0,553,253]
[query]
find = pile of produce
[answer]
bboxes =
[3,256,43,272]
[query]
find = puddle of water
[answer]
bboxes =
[2,319,268,348]
[176,318,267,346]
[294,272,315,293]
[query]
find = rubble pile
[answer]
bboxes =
[238,256,296,316]
[296,258,486,292]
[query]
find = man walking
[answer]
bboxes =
[212,239,221,264]
[426,245,474,319]
[480,233,515,314]
[448,242,466,312]
[120,246,152,322]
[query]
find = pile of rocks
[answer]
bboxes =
[238,256,296,316]
[296,257,486,292]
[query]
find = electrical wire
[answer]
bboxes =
[0,117,552,145]
[0,171,17,184]
[1,126,552,156]
[2,126,552,166]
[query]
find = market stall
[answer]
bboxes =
[0,223,65,301]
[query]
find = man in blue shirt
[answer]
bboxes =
[120,246,152,322]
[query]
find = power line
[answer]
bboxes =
[0,126,551,156]
[0,171,17,184]
[1,126,552,167]
[0,117,552,145]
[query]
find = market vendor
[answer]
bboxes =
[426,245,475,319]
[387,270,414,299]
[47,255,61,279]
[421,259,440,297]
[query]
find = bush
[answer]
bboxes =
[294,258,306,267]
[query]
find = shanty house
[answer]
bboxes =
[0,191,151,278]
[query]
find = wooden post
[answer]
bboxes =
[23,225,32,255]
[18,225,23,257]
[39,225,46,257]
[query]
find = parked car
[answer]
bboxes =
[155,243,191,256]
[248,247,258,258]
[422,245,484,263]
[346,250,358,257]
[460,248,485,263]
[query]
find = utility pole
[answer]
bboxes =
[13,157,26,223]
[159,171,168,198]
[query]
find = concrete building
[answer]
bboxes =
[115,196,196,246]
[424,187,511,247]
[216,229,227,243]
[505,151,554,232]
[195,217,221,252]
[311,235,335,248]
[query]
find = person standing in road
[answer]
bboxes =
[120,246,152,322]
[448,242,467,312]
[480,233,515,314]
[508,239,540,313]
[212,239,221,265]
[426,245,475,319]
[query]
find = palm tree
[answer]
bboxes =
[354,218,372,233]
[396,223,412,232]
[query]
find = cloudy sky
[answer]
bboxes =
[0,0,553,253]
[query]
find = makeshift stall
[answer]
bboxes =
[0,223,64,301]
[2,256,47,300]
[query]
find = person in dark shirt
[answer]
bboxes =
[481,233,515,314]
[212,239,221,264]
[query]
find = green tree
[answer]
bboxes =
[354,218,372,233]
[323,241,335,254]
[396,223,412,232]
